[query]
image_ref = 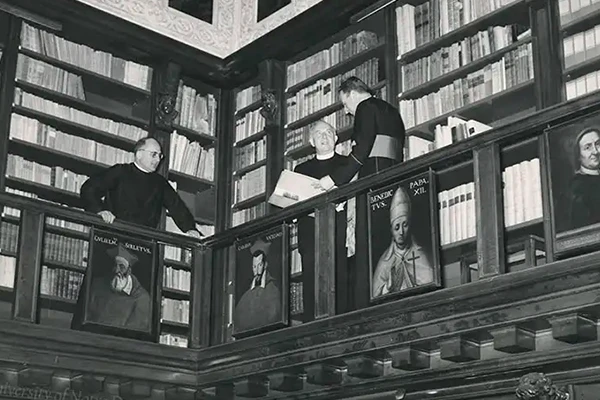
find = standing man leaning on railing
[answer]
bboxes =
[71,136,201,332]
[315,76,406,311]
[79,137,202,238]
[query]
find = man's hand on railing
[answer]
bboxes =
[186,229,202,239]
[97,210,116,224]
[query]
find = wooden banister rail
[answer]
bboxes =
[0,191,204,248]
[203,91,600,249]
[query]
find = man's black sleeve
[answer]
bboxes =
[163,180,197,233]
[330,100,378,185]
[79,164,124,213]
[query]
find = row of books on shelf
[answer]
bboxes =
[290,248,301,276]
[14,89,148,140]
[17,54,86,100]
[286,31,380,88]
[433,116,492,150]
[44,232,88,266]
[6,154,86,195]
[11,114,134,165]
[169,132,215,180]
[0,221,18,254]
[400,42,534,129]
[401,25,526,91]
[285,108,352,153]
[395,0,520,58]
[286,59,380,124]
[439,182,476,245]
[174,82,218,136]
[566,69,600,100]
[40,265,83,300]
[21,23,152,91]
[563,23,600,69]
[161,298,189,324]
[233,166,266,203]
[159,333,188,348]
[503,158,543,227]
[234,109,266,143]
[236,85,261,110]
[234,137,267,171]
[164,266,191,292]
[559,0,600,25]
[0,256,15,289]
[232,203,267,227]
[290,281,304,316]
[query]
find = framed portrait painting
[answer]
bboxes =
[80,228,158,340]
[233,224,289,338]
[367,170,441,303]
[545,109,600,255]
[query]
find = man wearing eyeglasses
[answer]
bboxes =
[80,137,201,238]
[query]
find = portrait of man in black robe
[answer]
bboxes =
[233,227,287,337]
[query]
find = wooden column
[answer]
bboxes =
[12,209,44,322]
[258,59,286,212]
[529,0,564,109]
[0,16,21,191]
[214,88,235,233]
[189,245,212,348]
[314,203,336,319]
[474,143,506,277]
[383,6,399,103]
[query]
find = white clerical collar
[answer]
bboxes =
[122,275,133,295]
[133,162,152,173]
[250,272,267,290]
[578,166,600,175]
[316,151,335,160]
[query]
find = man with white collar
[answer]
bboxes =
[80,137,201,237]
[234,239,282,333]
[570,127,600,229]
[294,120,349,317]
[87,244,151,331]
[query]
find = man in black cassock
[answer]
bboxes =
[79,137,201,237]
[316,77,406,310]
[234,240,282,333]
[73,137,200,332]
[294,120,349,317]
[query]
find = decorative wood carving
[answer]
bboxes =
[440,337,481,363]
[491,326,536,353]
[306,360,349,386]
[346,350,392,379]
[269,369,307,392]
[515,373,569,400]
[259,89,278,128]
[154,62,182,130]
[389,347,430,370]
[550,313,597,343]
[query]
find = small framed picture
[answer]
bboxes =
[81,228,158,340]
[233,224,289,338]
[367,170,441,303]
[545,110,600,255]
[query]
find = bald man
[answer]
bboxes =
[372,186,433,298]
[294,120,350,316]
[80,137,200,237]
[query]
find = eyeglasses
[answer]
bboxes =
[139,149,164,159]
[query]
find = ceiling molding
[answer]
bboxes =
[73,0,327,58]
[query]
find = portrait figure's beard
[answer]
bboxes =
[111,270,130,293]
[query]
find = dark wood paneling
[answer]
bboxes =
[474,143,506,277]
[189,246,213,349]
[314,203,336,319]
[12,209,44,322]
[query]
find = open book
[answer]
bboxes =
[268,170,326,208]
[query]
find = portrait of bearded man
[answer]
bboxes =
[87,244,151,331]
